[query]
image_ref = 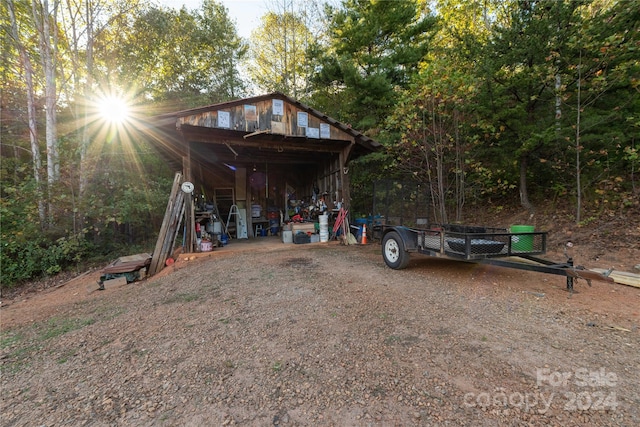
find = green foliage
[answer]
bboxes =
[0,133,172,290]
[308,0,439,216]
[310,0,437,130]
[101,0,247,105]
[348,151,395,217]
[564,0,640,195]
[1,0,224,289]
[0,178,94,285]
[443,0,639,213]
[0,230,93,288]
[246,10,312,97]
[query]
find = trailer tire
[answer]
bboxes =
[382,231,410,270]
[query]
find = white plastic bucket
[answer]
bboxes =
[319,215,329,234]
[319,230,329,242]
[213,221,222,234]
[282,230,293,243]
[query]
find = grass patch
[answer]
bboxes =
[0,332,36,374]
[37,317,95,341]
[385,334,419,346]
[0,346,36,374]
[379,313,391,321]
[132,348,149,357]
[57,349,78,364]
[205,284,222,297]
[385,335,401,345]
[91,305,126,321]
[1,316,94,374]
[0,332,24,349]
[163,292,200,304]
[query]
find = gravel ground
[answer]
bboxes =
[1,240,639,426]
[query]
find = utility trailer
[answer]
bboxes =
[380,224,614,291]
[371,180,613,291]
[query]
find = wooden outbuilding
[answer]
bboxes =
[144,92,380,252]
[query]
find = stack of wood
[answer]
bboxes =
[148,173,185,276]
[591,268,640,289]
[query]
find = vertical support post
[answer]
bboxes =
[183,147,194,253]
[566,257,574,292]
[340,142,354,209]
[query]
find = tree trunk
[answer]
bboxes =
[575,52,583,224]
[8,0,46,228]
[32,0,60,204]
[78,0,96,235]
[519,153,534,212]
[435,123,447,224]
[454,110,464,222]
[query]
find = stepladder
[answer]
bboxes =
[226,205,248,239]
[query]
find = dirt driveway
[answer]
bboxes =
[1,238,639,426]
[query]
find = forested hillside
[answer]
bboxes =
[1,0,638,289]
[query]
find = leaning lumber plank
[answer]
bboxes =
[149,172,182,276]
[591,268,640,288]
[156,189,185,271]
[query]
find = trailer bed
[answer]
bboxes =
[411,224,546,260]
[381,224,613,291]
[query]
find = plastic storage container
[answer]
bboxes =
[294,232,311,244]
[510,225,535,252]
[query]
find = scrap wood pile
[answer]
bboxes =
[98,253,152,290]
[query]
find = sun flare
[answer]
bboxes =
[97,96,130,124]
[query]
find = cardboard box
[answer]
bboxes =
[292,222,315,234]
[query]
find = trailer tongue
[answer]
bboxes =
[381,224,614,292]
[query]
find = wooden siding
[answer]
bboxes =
[177,98,352,142]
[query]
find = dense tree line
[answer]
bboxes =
[1,0,247,287]
[1,0,638,288]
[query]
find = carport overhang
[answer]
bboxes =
[142,92,380,187]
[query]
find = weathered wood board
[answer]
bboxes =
[591,268,640,288]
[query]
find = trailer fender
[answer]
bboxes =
[383,226,418,251]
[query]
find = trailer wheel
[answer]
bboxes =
[382,231,410,270]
